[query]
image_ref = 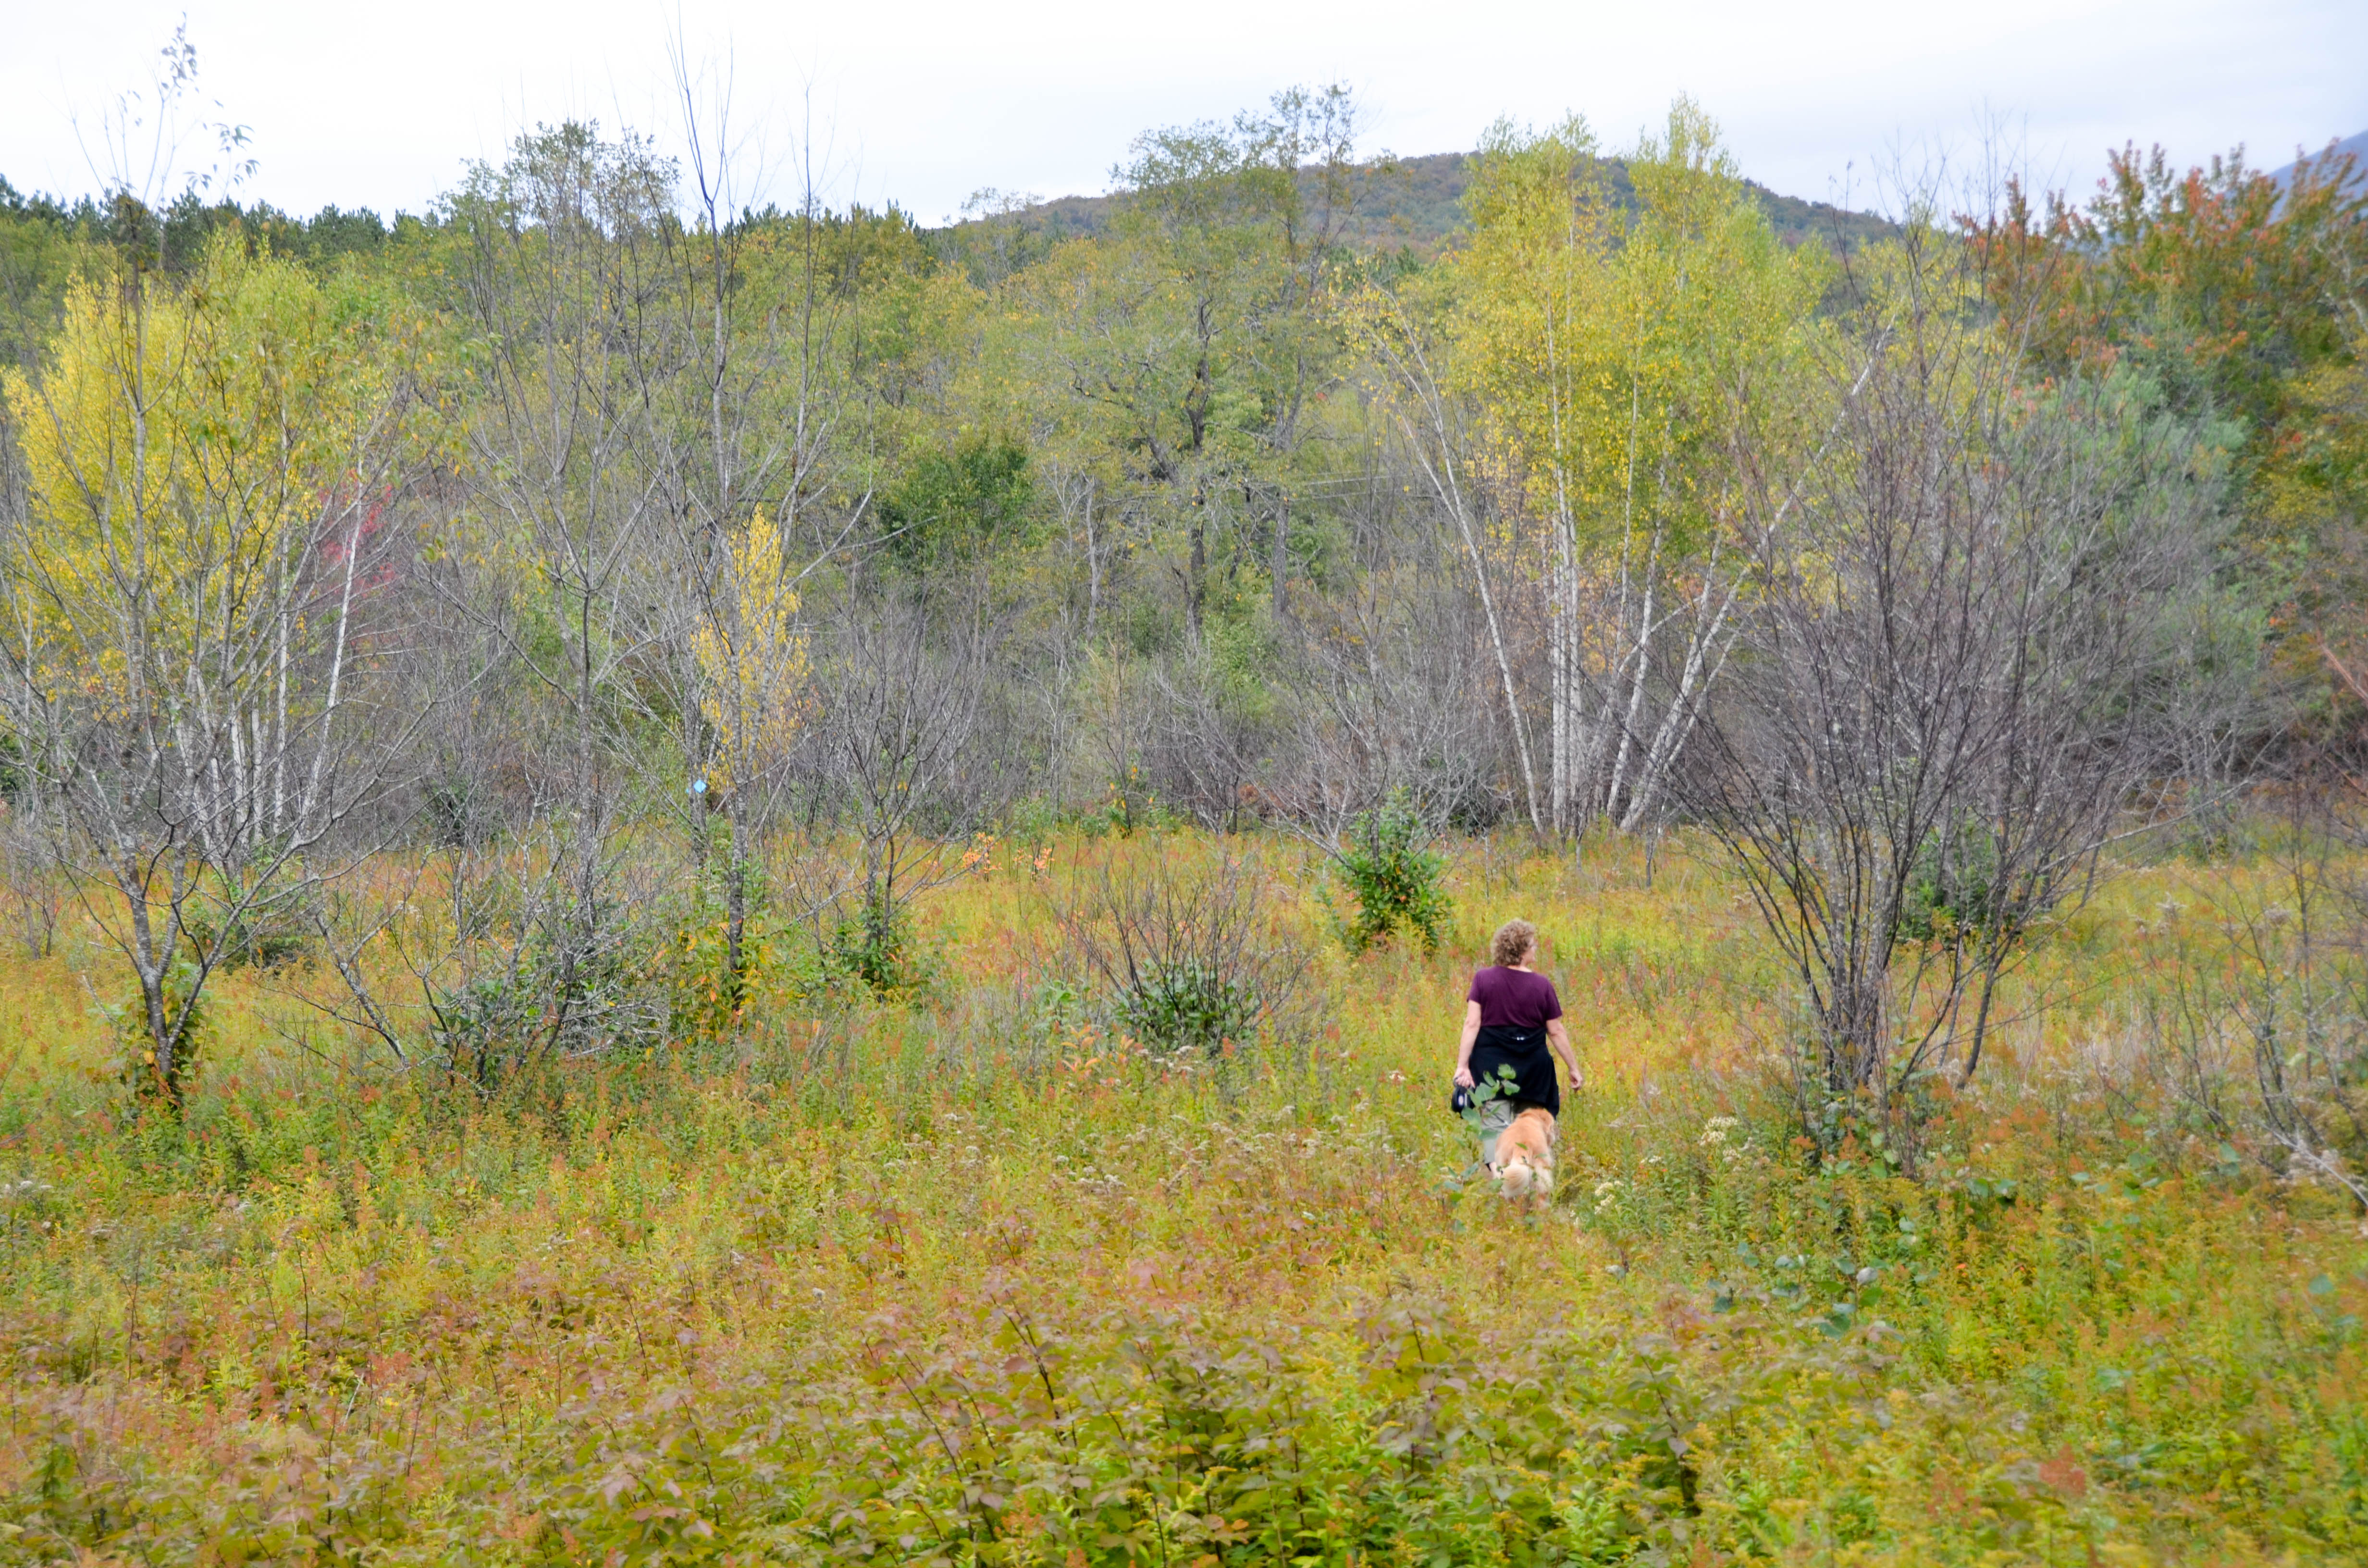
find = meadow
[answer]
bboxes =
[0,827,2361,1567]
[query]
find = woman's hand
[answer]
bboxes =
[1453,1066,1475,1089]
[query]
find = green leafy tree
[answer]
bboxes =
[1008,85,1361,642]
[1968,141,2368,723]
[879,433,1035,567]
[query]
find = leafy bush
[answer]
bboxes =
[824,894,934,997]
[184,906,309,972]
[422,917,673,1088]
[1094,765,1161,838]
[427,970,536,1085]
[1335,790,1450,953]
[1116,957,1265,1053]
[1899,814,2009,946]
[106,955,209,1104]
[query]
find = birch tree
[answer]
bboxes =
[1345,275,1545,833]
[1455,101,1826,835]
[0,234,415,1106]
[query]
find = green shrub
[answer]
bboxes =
[1116,957,1265,1054]
[1336,790,1451,954]
[878,433,1034,567]
[1899,814,2007,945]
[184,906,308,972]
[825,894,934,997]
[108,955,210,1105]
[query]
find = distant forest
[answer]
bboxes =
[0,143,1899,294]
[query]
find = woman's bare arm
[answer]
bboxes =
[1547,1017,1581,1090]
[1454,999,1481,1087]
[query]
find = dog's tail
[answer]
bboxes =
[1500,1156,1552,1200]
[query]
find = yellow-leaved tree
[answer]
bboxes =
[0,232,415,1106]
[690,507,809,989]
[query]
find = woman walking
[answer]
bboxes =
[1453,919,1581,1163]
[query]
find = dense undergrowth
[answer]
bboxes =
[0,831,2364,1565]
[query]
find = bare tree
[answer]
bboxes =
[296,585,675,1086]
[1140,646,1279,832]
[1669,231,2259,1134]
[446,121,678,1055]
[798,594,1010,984]
[1350,286,1545,834]
[1270,548,1499,852]
[629,56,875,1000]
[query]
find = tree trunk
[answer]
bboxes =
[1271,493,1290,619]
[1084,480,1100,638]
[1188,494,1208,642]
[1547,513,1579,835]
[724,800,750,1005]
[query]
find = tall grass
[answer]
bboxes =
[0,829,2363,1564]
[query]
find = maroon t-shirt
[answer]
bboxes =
[1468,967,1562,1030]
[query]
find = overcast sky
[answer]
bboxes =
[3,0,2363,226]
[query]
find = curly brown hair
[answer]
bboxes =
[1490,919,1538,968]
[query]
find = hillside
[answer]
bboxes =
[940,148,1900,257]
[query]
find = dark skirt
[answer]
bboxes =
[1458,1024,1560,1117]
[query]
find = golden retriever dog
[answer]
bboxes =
[1490,1106,1557,1203]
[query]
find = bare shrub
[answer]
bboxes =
[1270,558,1500,847]
[307,815,675,1092]
[2138,796,2368,1204]
[1140,637,1285,832]
[796,593,1012,990]
[1056,849,1313,1058]
[0,798,60,957]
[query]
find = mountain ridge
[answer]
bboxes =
[2270,130,2367,188]
[938,149,1901,257]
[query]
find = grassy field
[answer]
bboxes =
[0,829,2363,1565]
